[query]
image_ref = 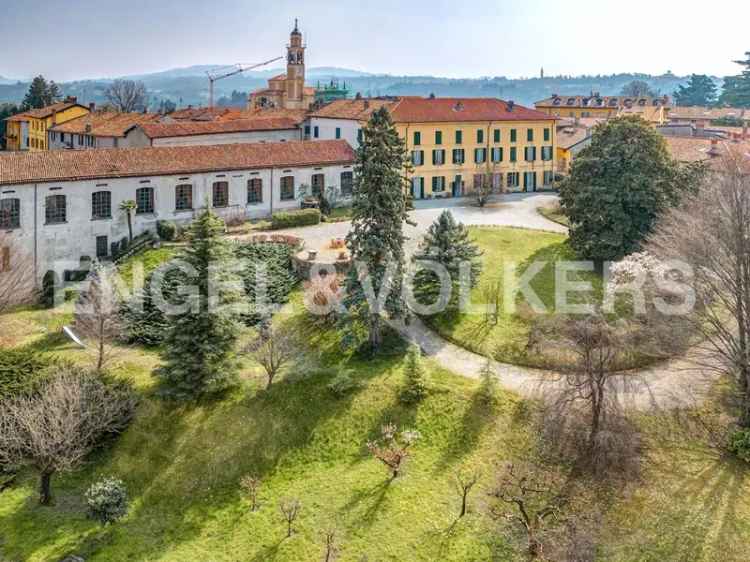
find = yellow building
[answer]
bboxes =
[390,97,557,197]
[3,98,89,151]
[535,94,671,124]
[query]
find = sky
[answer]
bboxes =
[1,0,749,82]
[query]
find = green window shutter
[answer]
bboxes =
[510,147,517,162]
[494,129,501,143]
[527,129,534,142]
[435,131,442,145]
[455,130,462,144]
[414,131,421,145]
[477,129,484,143]
[335,128,341,139]
[510,129,517,143]
[544,128,550,142]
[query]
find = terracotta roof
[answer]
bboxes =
[5,113,29,122]
[310,98,399,120]
[50,111,161,138]
[164,107,307,125]
[0,140,355,186]
[668,106,749,121]
[536,95,671,110]
[136,117,300,139]
[269,74,287,81]
[166,107,240,122]
[22,101,88,119]
[557,126,591,150]
[389,97,554,123]
[665,137,750,166]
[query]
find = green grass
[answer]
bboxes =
[538,203,570,227]
[0,304,530,562]
[426,227,602,369]
[117,247,178,288]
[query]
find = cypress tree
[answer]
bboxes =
[155,210,241,400]
[342,106,410,351]
[400,344,428,404]
[412,210,483,310]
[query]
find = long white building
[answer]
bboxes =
[0,140,355,282]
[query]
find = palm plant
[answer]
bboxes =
[119,200,137,242]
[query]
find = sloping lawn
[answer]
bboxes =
[0,305,530,562]
[426,227,602,369]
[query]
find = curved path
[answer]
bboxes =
[260,193,716,411]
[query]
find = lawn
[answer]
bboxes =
[538,202,570,228]
[426,227,604,369]
[0,302,531,562]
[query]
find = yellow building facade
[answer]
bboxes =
[390,98,557,197]
[3,99,89,151]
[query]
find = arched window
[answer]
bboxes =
[136,187,154,214]
[247,179,263,204]
[0,198,20,229]
[212,181,229,208]
[45,194,66,224]
[91,191,111,219]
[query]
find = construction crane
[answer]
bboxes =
[206,56,284,108]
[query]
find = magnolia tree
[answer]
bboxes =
[0,233,35,315]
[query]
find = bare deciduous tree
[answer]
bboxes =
[322,527,340,562]
[240,474,262,512]
[647,151,750,427]
[366,423,420,480]
[279,497,301,538]
[455,468,480,518]
[74,261,123,372]
[245,325,298,390]
[488,462,566,560]
[0,233,35,317]
[104,79,148,113]
[0,368,137,505]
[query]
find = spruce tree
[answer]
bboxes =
[673,74,718,107]
[719,52,750,108]
[412,210,483,310]
[155,210,241,400]
[342,106,410,351]
[22,76,60,110]
[400,344,428,404]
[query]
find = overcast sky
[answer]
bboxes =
[1,0,748,82]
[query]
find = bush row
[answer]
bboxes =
[270,209,321,230]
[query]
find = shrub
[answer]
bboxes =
[399,345,428,404]
[41,270,58,308]
[0,348,52,399]
[271,209,321,230]
[86,477,129,525]
[477,357,501,410]
[327,370,361,398]
[156,220,178,241]
[728,428,750,462]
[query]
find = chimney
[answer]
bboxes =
[355,92,362,100]
[507,100,515,112]
[85,123,92,133]
[708,138,721,157]
[364,100,370,109]
[429,92,436,99]
[89,102,96,112]
[64,96,77,104]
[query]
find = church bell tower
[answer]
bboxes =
[286,19,306,107]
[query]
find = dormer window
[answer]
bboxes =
[609,99,618,107]
[552,98,561,106]
[566,98,576,106]
[638,99,647,106]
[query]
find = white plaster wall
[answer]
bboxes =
[309,117,362,148]
[121,128,302,148]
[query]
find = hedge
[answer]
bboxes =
[271,209,321,230]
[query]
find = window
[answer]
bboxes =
[412,150,424,166]
[473,174,485,191]
[212,181,229,208]
[510,129,517,143]
[474,148,487,164]
[311,173,325,197]
[492,173,503,190]
[313,126,319,138]
[431,176,446,192]
[452,148,465,164]
[543,171,554,186]
[175,184,193,211]
[0,198,20,229]
[357,129,363,144]
[507,172,519,188]
[435,131,442,145]
[477,129,484,144]
[524,147,537,162]
[544,128,551,142]
[91,191,111,220]
[509,147,517,162]
[524,172,537,191]
[541,146,553,161]
[96,236,108,259]
[45,194,66,224]
[304,125,311,137]
[493,129,501,143]
[432,149,445,165]
[247,178,263,204]
[136,187,154,214]
[280,176,295,200]
[491,147,503,163]
[335,127,341,139]
[60,133,65,143]
[411,177,424,198]
[527,129,534,142]
[340,172,354,196]
[413,131,421,146]
[455,130,463,145]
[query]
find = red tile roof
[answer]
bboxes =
[50,111,161,138]
[389,97,555,123]
[665,137,750,168]
[0,140,355,186]
[22,101,88,119]
[310,98,400,120]
[136,118,301,139]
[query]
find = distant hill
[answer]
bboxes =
[0,66,716,110]
[0,76,18,86]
